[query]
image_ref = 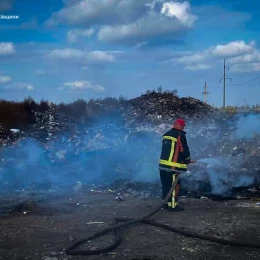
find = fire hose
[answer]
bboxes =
[65,171,260,256]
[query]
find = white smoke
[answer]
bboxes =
[0,113,259,196]
[235,114,260,139]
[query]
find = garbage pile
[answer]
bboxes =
[0,93,259,199]
[121,92,223,127]
[0,127,24,148]
[28,105,76,143]
[0,93,224,149]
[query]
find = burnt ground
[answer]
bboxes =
[1,191,260,260]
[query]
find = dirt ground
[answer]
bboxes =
[1,191,260,260]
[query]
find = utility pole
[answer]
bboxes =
[220,59,232,109]
[202,82,209,104]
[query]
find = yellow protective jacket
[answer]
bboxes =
[159,127,191,172]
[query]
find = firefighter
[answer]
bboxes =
[159,119,195,211]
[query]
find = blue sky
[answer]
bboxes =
[0,0,260,106]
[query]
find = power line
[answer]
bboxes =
[229,75,260,87]
[210,83,221,94]
[207,62,259,107]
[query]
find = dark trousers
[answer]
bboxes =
[160,170,180,208]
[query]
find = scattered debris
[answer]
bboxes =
[115,196,124,201]
[10,129,20,133]
[42,257,58,260]
[0,93,259,199]
[87,222,104,224]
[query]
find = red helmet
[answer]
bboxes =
[173,119,186,127]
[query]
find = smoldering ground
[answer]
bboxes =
[181,113,260,195]
[0,113,259,197]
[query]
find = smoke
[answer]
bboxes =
[0,117,162,193]
[0,138,123,191]
[0,138,56,186]
[0,112,259,196]
[123,130,161,183]
[197,157,255,194]
[181,113,260,196]
[181,156,256,196]
[234,114,260,139]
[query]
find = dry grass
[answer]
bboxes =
[220,104,260,113]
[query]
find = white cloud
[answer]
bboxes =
[45,48,85,60]
[177,52,208,65]
[61,81,105,92]
[45,48,115,64]
[184,64,211,71]
[7,83,34,91]
[0,75,11,84]
[46,0,147,26]
[172,40,260,72]
[229,62,260,73]
[87,51,115,62]
[47,0,197,46]
[67,28,95,43]
[228,50,260,64]
[161,1,195,26]
[97,1,197,44]
[211,41,255,57]
[0,42,15,55]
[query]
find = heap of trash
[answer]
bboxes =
[121,92,223,127]
[0,93,259,198]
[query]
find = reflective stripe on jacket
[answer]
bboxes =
[159,128,191,172]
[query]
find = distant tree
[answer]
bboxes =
[39,99,50,112]
[157,86,163,93]
[23,96,38,111]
